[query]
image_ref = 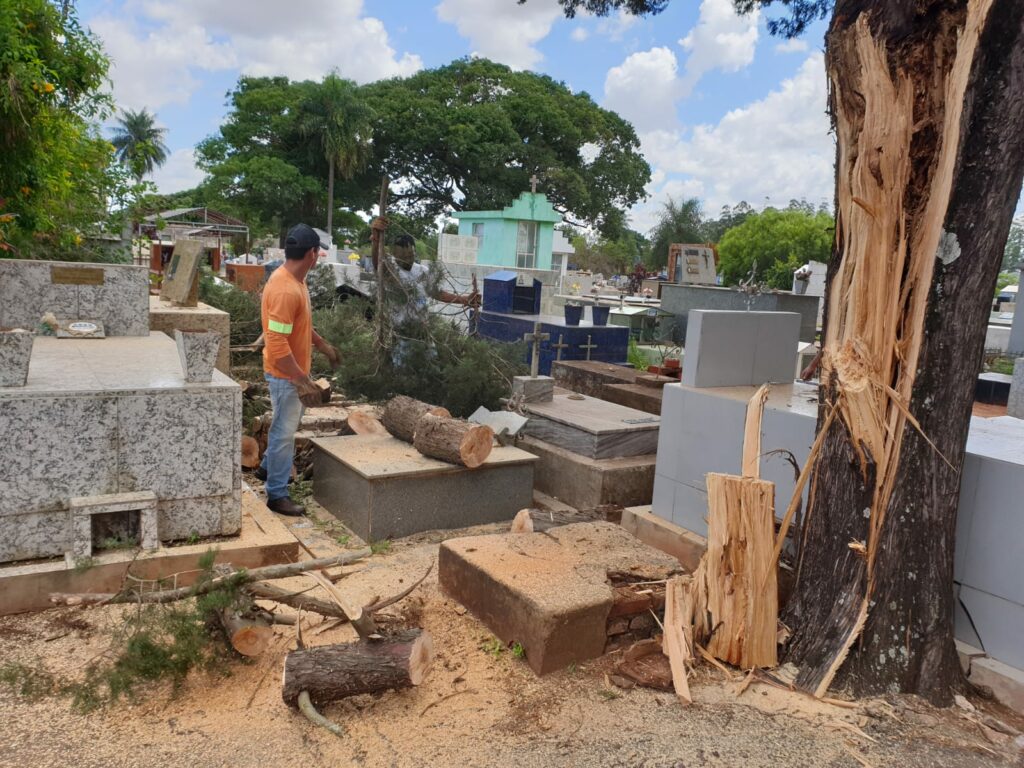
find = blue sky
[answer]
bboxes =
[78,0,836,231]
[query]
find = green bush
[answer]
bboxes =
[197,268,262,345]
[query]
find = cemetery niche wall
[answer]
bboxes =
[0,258,241,565]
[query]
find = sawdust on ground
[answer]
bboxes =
[0,530,1020,768]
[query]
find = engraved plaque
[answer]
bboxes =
[50,266,105,286]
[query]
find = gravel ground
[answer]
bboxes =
[0,520,1020,768]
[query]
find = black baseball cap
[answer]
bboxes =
[285,223,326,251]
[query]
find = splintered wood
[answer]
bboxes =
[694,474,778,669]
[662,576,694,704]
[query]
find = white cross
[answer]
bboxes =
[523,322,550,377]
[579,335,597,361]
[529,174,540,194]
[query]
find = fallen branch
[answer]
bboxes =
[297,690,345,738]
[49,549,372,607]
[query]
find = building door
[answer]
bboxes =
[516,221,538,269]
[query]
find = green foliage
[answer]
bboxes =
[627,338,647,371]
[717,205,834,289]
[511,642,526,659]
[570,228,649,274]
[482,637,504,659]
[1003,218,1023,272]
[648,197,706,270]
[995,271,1019,296]
[702,201,756,245]
[370,539,391,555]
[0,0,133,257]
[0,662,56,700]
[197,268,262,345]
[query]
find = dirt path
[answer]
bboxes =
[0,520,1019,768]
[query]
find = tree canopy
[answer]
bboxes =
[196,59,651,242]
[717,204,833,288]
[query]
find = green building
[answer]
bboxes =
[452,191,563,271]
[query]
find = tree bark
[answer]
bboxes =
[281,629,433,707]
[412,413,494,468]
[784,0,1024,704]
[380,395,451,443]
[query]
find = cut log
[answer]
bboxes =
[220,609,273,657]
[693,473,777,669]
[662,575,694,704]
[510,509,534,533]
[313,378,332,405]
[347,410,389,436]
[282,629,434,707]
[380,395,451,443]
[412,413,493,468]
[241,436,261,469]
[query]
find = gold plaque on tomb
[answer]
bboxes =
[50,266,105,286]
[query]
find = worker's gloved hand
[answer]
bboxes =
[294,376,324,408]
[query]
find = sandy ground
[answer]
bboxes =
[1,507,1021,768]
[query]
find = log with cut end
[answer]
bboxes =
[220,610,273,657]
[347,410,389,436]
[282,629,434,707]
[381,395,451,443]
[510,509,533,533]
[313,378,332,405]
[412,413,493,468]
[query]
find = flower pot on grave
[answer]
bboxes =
[663,358,680,370]
[591,305,610,326]
[175,329,221,383]
[0,328,34,387]
[564,304,583,326]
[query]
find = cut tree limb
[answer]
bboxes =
[510,509,534,533]
[347,411,389,436]
[297,690,345,738]
[282,629,434,707]
[381,395,451,443]
[220,609,273,657]
[412,413,493,468]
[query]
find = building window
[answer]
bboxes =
[472,222,485,245]
[516,221,538,269]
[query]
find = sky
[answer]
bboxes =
[76,0,837,233]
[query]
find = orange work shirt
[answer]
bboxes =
[261,266,312,378]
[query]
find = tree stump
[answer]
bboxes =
[412,413,493,468]
[282,629,434,707]
[381,395,451,443]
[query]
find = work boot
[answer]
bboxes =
[254,466,267,482]
[267,496,305,516]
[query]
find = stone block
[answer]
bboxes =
[0,259,149,337]
[149,297,231,373]
[969,656,1024,714]
[512,375,554,403]
[1008,357,1024,419]
[0,330,34,387]
[311,435,536,541]
[522,392,659,459]
[438,521,681,674]
[600,383,662,415]
[517,435,655,510]
[682,310,800,388]
[175,329,221,383]
[620,506,707,572]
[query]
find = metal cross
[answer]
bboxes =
[529,174,540,193]
[523,322,550,377]
[550,334,569,361]
[579,335,597,361]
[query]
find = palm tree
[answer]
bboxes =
[110,108,169,180]
[299,74,374,238]
[648,197,706,270]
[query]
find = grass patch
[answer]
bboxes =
[511,641,525,660]
[370,539,391,555]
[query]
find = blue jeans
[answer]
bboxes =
[260,373,304,501]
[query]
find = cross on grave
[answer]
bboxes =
[529,174,540,193]
[523,322,550,377]
[579,335,597,361]
[550,334,569,361]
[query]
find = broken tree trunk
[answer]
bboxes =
[412,413,494,468]
[380,395,451,443]
[662,575,694,704]
[693,473,777,670]
[783,0,1024,704]
[220,609,273,657]
[282,629,434,707]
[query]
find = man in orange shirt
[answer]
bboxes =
[257,223,340,515]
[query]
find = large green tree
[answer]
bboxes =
[547,0,1024,707]
[717,205,833,288]
[298,73,373,239]
[0,0,121,258]
[360,58,650,236]
[110,108,169,181]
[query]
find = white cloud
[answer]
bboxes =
[149,148,205,194]
[678,0,759,97]
[629,54,833,231]
[87,0,421,111]
[775,38,809,54]
[595,10,638,41]
[571,27,589,42]
[603,47,680,133]
[435,0,562,70]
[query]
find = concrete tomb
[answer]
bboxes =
[149,295,231,374]
[521,391,659,460]
[310,434,537,541]
[682,309,800,389]
[1009,358,1024,419]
